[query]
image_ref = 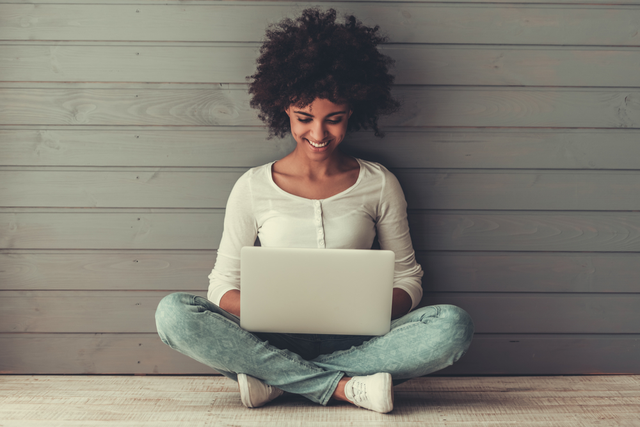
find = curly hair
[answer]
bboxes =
[248,8,400,139]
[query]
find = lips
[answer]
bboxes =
[306,138,330,148]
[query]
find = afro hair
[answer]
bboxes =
[248,8,400,139]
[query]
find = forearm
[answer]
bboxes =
[219,289,241,317]
[220,288,410,320]
[391,288,412,319]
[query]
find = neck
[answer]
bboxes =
[287,147,349,179]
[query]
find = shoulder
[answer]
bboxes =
[227,162,275,203]
[357,158,394,176]
[235,162,274,186]
[355,160,406,211]
[356,158,401,188]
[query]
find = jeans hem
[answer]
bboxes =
[318,371,345,406]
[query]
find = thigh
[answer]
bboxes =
[390,305,439,329]
[310,305,474,380]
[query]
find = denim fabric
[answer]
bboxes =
[155,292,474,406]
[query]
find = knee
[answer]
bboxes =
[155,292,193,337]
[437,304,475,351]
[156,292,191,316]
[415,304,475,350]
[437,305,474,329]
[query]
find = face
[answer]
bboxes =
[285,98,352,158]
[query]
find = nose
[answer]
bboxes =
[309,120,328,141]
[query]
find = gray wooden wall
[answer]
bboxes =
[1,0,639,375]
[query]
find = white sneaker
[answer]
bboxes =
[237,373,284,408]
[344,373,394,413]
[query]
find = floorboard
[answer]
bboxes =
[0,376,638,426]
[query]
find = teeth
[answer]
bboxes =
[307,139,329,148]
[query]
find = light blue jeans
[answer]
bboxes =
[155,292,474,406]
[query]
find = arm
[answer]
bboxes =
[219,289,241,317]
[391,288,412,319]
[376,166,424,313]
[221,280,410,320]
[207,171,258,306]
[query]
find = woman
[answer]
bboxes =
[155,9,474,414]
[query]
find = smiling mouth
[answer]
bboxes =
[306,139,330,148]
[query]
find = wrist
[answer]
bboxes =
[220,289,241,317]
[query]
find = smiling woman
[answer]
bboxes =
[275,98,358,200]
[155,7,474,414]
[248,8,399,139]
[286,99,351,153]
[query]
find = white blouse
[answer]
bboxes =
[207,158,424,310]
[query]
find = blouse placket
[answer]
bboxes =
[313,200,326,248]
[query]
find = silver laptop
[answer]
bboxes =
[240,246,395,336]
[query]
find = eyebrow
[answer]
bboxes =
[293,111,348,118]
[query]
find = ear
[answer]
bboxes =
[284,106,291,117]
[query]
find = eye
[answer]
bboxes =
[296,118,312,123]
[327,119,342,124]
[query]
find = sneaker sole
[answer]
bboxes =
[237,373,255,408]
[380,373,394,413]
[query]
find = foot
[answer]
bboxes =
[344,373,394,413]
[237,373,284,408]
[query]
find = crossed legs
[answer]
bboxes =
[155,292,474,406]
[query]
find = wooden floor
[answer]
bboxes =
[1,375,639,426]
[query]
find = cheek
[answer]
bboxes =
[290,123,305,139]
[333,123,349,137]
[288,117,307,133]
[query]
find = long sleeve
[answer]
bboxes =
[375,167,424,310]
[206,160,424,310]
[207,170,258,305]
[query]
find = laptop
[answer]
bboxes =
[240,246,395,336]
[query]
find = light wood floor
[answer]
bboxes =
[1,375,638,426]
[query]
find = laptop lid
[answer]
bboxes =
[240,246,395,336]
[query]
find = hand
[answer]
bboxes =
[219,289,241,317]
[391,288,412,319]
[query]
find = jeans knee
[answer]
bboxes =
[438,304,475,351]
[155,292,192,339]
[156,292,190,317]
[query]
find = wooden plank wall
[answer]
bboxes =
[1,0,639,375]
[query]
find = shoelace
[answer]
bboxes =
[348,380,368,403]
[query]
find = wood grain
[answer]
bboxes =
[2,250,640,293]
[0,129,293,167]
[0,376,639,427]
[408,212,640,252]
[345,129,640,170]
[0,169,244,208]
[388,87,640,129]
[2,168,640,211]
[4,44,640,87]
[1,290,639,333]
[425,293,640,334]
[437,335,640,374]
[0,86,257,126]
[3,87,640,128]
[0,251,215,291]
[0,211,225,250]
[3,211,640,251]
[3,4,640,45]
[0,333,638,375]
[0,376,639,426]
[2,373,637,390]
[419,252,640,293]
[2,0,640,379]
[4,128,640,170]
